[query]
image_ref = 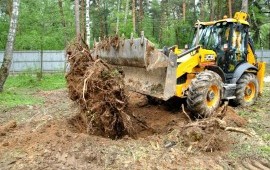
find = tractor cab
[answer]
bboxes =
[191,21,251,81]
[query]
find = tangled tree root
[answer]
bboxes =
[65,41,134,139]
[181,103,251,152]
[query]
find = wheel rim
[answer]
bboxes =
[206,85,219,107]
[244,82,256,102]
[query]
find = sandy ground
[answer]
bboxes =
[0,89,269,169]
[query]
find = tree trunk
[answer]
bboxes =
[200,0,204,21]
[231,0,238,15]
[209,0,214,20]
[58,0,66,27]
[80,0,86,40]
[0,0,20,92]
[217,0,221,19]
[139,0,143,31]
[183,0,186,21]
[124,0,130,26]
[139,0,143,19]
[228,0,232,18]
[98,0,105,37]
[86,0,91,46]
[57,0,68,45]
[74,0,80,41]
[241,0,248,12]
[132,0,136,33]
[116,0,121,34]
[6,0,13,17]
[103,1,108,36]
[194,0,197,20]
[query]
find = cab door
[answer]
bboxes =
[225,23,248,73]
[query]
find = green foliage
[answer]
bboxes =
[0,0,269,50]
[0,15,9,49]
[0,73,66,108]
[259,23,270,48]
[249,1,270,49]
[1,0,75,50]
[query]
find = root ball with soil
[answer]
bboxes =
[65,41,134,139]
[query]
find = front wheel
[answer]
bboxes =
[234,73,258,106]
[187,70,223,118]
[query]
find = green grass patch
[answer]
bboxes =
[0,73,66,108]
[0,90,42,107]
[5,73,66,90]
[229,82,270,160]
[259,146,270,157]
[39,73,66,90]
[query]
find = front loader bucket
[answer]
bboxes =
[92,35,177,100]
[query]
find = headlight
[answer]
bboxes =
[205,54,215,61]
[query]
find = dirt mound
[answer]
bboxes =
[1,87,268,169]
[222,106,247,127]
[65,41,134,139]
[181,118,230,152]
[179,104,249,152]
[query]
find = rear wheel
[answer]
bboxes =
[234,73,258,106]
[187,70,223,118]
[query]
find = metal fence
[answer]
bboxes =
[0,50,269,73]
[0,50,66,73]
[255,50,270,63]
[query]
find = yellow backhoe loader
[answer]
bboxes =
[92,12,266,118]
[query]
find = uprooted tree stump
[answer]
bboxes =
[65,41,134,139]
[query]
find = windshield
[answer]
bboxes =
[191,23,230,51]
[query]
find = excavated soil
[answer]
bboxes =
[0,89,270,169]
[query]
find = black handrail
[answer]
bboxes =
[177,45,200,58]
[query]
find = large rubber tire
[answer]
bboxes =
[187,70,223,118]
[234,73,258,106]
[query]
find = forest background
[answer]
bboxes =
[0,0,270,51]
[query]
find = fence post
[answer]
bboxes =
[40,49,43,77]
